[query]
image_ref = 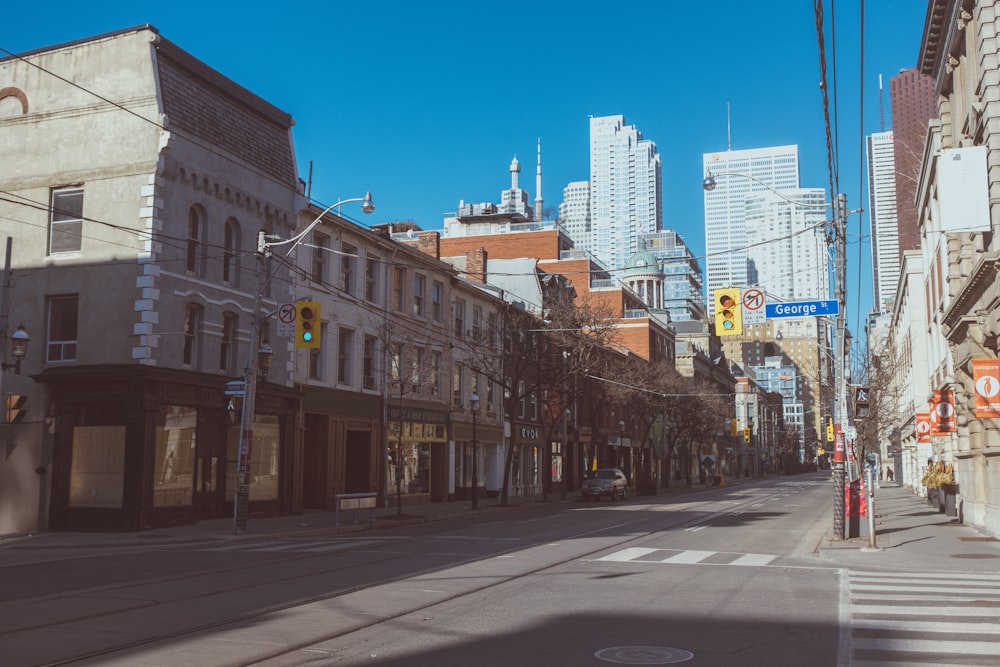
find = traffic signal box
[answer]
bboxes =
[743,427,751,443]
[714,287,743,336]
[295,301,321,349]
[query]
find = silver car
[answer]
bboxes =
[582,468,628,501]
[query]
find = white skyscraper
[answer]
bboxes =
[703,145,800,315]
[558,180,591,250]
[744,188,830,301]
[589,115,662,270]
[866,130,899,312]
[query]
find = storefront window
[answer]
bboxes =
[153,405,197,507]
[226,414,280,501]
[69,425,125,507]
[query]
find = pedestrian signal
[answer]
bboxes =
[295,301,321,349]
[714,287,743,336]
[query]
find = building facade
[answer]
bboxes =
[587,115,663,271]
[0,27,302,531]
[866,130,900,312]
[703,145,800,317]
[890,67,938,255]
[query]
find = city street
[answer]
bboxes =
[1,475,998,666]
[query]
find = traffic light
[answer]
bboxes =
[295,301,321,349]
[714,287,743,336]
[6,394,27,424]
[743,427,751,443]
[853,386,870,419]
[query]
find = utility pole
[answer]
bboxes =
[832,193,848,540]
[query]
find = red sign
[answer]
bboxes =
[929,390,956,435]
[916,412,931,443]
[973,359,1000,418]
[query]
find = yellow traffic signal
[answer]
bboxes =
[6,395,26,424]
[743,427,751,443]
[295,301,321,349]
[714,287,743,336]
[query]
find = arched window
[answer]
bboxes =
[186,206,205,276]
[223,218,241,286]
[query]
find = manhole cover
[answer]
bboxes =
[594,646,694,664]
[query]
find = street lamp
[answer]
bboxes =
[703,170,851,539]
[233,194,374,534]
[470,391,479,510]
[2,323,29,375]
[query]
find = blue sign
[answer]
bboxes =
[765,300,839,318]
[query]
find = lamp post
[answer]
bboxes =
[704,171,850,539]
[470,391,479,510]
[233,193,374,534]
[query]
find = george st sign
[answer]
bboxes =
[765,299,839,319]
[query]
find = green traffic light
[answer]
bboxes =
[303,331,313,342]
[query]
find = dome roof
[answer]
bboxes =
[622,238,663,277]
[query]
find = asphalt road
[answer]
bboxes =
[3,475,996,666]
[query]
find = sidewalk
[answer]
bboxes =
[818,481,1000,571]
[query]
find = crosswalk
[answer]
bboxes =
[195,537,389,553]
[594,547,779,567]
[846,570,1000,666]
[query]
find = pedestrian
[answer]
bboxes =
[887,467,894,482]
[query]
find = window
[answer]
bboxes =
[453,363,463,406]
[363,335,377,389]
[413,273,425,317]
[312,232,330,283]
[429,351,441,396]
[410,346,423,394]
[183,303,202,367]
[454,299,466,338]
[220,312,237,373]
[518,380,527,418]
[186,206,205,275]
[46,295,78,362]
[389,343,403,389]
[365,255,380,303]
[486,380,495,414]
[432,281,444,322]
[223,218,240,286]
[309,323,327,381]
[340,243,356,295]
[154,405,197,507]
[393,267,405,312]
[338,327,354,385]
[49,187,83,254]
[472,305,483,340]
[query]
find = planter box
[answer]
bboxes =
[927,487,939,508]
[941,483,959,517]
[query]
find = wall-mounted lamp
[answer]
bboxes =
[2,323,29,375]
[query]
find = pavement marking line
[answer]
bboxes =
[851,603,1000,616]
[658,550,716,564]
[852,619,1000,634]
[851,638,1000,654]
[596,547,659,562]
[729,553,777,567]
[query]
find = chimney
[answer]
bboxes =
[416,231,440,259]
[467,247,487,283]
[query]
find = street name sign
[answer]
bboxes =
[765,299,839,319]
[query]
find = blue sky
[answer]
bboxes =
[4,1,931,339]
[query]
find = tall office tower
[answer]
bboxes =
[642,230,706,322]
[867,130,899,312]
[558,180,591,252]
[890,68,937,255]
[744,188,830,301]
[703,145,800,316]
[589,115,662,270]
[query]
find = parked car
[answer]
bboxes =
[582,468,628,501]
